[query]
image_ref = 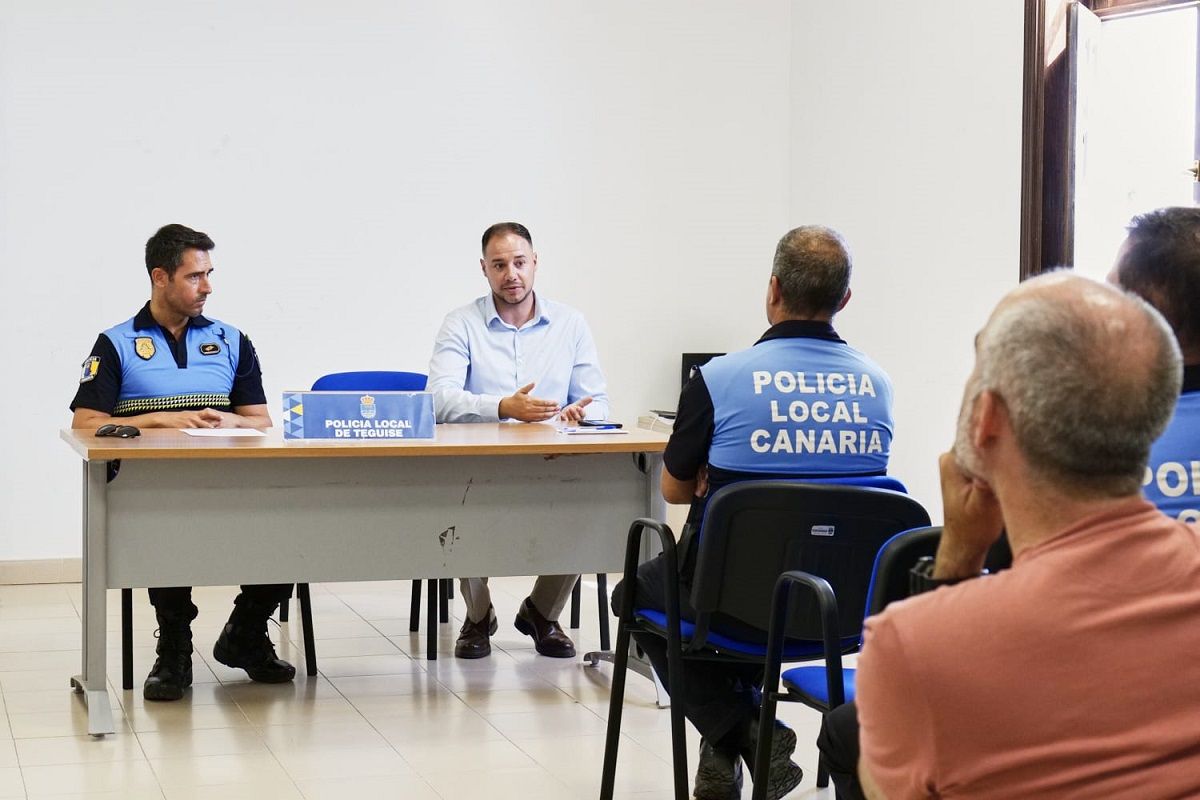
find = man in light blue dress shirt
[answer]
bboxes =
[428,221,610,659]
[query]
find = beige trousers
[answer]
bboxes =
[459,574,578,624]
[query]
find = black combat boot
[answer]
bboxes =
[144,609,194,701]
[741,719,804,800]
[212,597,296,683]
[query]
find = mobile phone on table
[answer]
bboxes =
[579,420,622,428]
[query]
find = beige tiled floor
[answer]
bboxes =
[0,578,835,799]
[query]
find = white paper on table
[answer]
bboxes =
[180,429,266,437]
[556,427,629,436]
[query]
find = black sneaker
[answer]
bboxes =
[213,622,296,683]
[693,739,743,800]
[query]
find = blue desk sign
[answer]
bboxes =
[282,391,436,440]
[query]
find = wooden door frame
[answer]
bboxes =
[1020,0,1199,278]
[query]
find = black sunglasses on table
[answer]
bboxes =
[95,424,140,439]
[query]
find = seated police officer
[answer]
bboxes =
[612,226,895,800]
[1110,207,1200,525]
[70,223,295,701]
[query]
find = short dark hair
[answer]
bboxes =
[481,222,533,254]
[145,224,215,277]
[1115,207,1200,355]
[771,226,852,317]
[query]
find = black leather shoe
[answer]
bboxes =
[514,597,576,658]
[455,607,498,659]
[693,739,743,800]
[144,611,194,702]
[213,622,296,683]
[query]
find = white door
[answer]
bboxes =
[1072,3,1199,280]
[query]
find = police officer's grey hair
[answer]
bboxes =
[977,273,1182,497]
[771,226,852,318]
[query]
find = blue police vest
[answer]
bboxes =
[701,337,893,476]
[1144,391,1200,524]
[104,316,242,416]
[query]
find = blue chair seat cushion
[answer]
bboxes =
[781,665,856,705]
[634,609,855,659]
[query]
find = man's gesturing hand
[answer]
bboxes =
[559,396,593,423]
[499,383,561,422]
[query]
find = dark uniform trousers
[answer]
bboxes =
[149,584,295,620]
[816,700,866,800]
[611,549,764,746]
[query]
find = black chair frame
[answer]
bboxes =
[755,571,843,796]
[601,481,931,800]
[602,516,689,800]
[753,525,944,793]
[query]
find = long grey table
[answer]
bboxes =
[61,424,668,736]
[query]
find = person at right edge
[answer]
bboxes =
[818,207,1200,800]
[1111,207,1200,525]
[612,226,895,800]
[855,272,1200,799]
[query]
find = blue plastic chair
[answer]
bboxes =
[311,371,428,392]
[758,525,942,794]
[763,522,1015,793]
[600,478,931,800]
[280,371,447,665]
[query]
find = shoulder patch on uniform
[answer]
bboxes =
[79,356,100,384]
[134,337,156,360]
[199,342,221,356]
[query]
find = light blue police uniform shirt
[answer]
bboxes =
[427,293,610,423]
[701,334,893,476]
[103,314,243,415]
[1144,383,1200,524]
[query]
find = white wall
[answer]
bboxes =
[1,0,792,560]
[788,1,1026,517]
[0,1,1026,561]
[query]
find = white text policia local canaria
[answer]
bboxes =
[750,370,885,455]
[1145,462,1200,523]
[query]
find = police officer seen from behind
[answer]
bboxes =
[70,224,295,701]
[611,226,895,800]
[1110,207,1200,524]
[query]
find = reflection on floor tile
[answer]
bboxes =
[0,577,832,798]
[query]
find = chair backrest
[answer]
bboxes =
[801,475,908,494]
[689,481,931,644]
[694,474,909,530]
[862,525,942,617]
[860,524,1014,618]
[311,371,428,391]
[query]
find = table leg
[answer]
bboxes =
[71,460,115,737]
